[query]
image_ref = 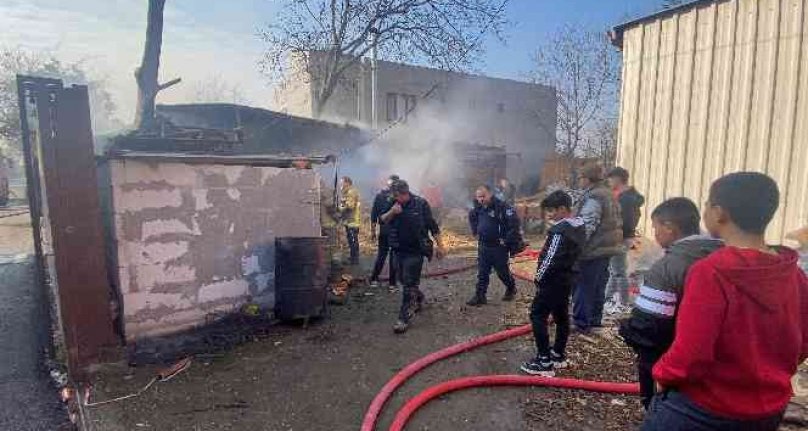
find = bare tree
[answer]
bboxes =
[584,117,618,171]
[188,75,248,105]
[0,48,119,161]
[529,24,620,183]
[134,0,180,130]
[260,0,509,117]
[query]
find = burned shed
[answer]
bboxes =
[125,103,367,156]
[106,152,328,342]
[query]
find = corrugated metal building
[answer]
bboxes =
[611,0,808,243]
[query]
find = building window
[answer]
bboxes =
[386,93,398,122]
[497,103,505,113]
[404,95,417,121]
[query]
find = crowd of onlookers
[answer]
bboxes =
[332,165,807,430]
[524,167,807,430]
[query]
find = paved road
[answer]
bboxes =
[0,256,69,430]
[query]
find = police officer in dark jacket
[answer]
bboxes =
[369,175,399,288]
[467,185,525,306]
[381,180,444,334]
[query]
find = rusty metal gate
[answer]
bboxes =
[16,76,119,381]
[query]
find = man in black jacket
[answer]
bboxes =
[605,167,645,314]
[467,185,525,306]
[382,180,445,333]
[369,175,399,289]
[618,197,722,409]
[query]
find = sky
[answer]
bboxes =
[0,0,664,125]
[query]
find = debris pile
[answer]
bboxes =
[520,326,642,430]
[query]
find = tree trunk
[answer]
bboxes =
[134,0,166,130]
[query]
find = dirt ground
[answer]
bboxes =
[84,249,648,431]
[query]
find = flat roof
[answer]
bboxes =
[103,151,335,168]
[610,0,721,48]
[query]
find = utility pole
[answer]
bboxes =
[370,28,379,130]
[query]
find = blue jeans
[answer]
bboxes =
[605,244,629,305]
[573,257,610,330]
[641,391,784,431]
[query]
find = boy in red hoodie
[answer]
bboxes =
[641,172,808,431]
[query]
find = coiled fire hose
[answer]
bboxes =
[362,249,641,431]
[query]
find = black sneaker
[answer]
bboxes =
[466,295,487,306]
[550,350,568,369]
[502,290,516,302]
[520,357,555,377]
[393,320,409,334]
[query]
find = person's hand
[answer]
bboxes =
[391,202,403,215]
[655,382,664,393]
[435,246,447,260]
[371,230,377,241]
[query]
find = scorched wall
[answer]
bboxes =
[108,158,321,341]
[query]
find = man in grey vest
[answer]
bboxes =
[572,165,623,334]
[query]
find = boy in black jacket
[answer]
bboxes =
[618,197,722,409]
[521,191,586,376]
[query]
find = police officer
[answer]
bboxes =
[381,180,444,333]
[467,185,525,306]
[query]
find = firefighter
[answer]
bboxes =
[339,176,361,265]
[467,184,525,306]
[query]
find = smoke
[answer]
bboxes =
[332,103,481,208]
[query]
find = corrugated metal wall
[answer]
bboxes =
[617,0,808,243]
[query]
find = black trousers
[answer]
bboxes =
[530,283,571,358]
[637,348,664,410]
[345,226,359,264]
[476,244,516,297]
[396,251,424,323]
[370,231,396,284]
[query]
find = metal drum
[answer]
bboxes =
[274,237,328,321]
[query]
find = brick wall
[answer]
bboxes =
[109,159,321,341]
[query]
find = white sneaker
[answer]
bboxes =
[550,350,568,369]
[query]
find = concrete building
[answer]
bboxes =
[273,53,557,187]
[611,0,808,244]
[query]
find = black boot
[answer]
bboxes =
[502,288,517,302]
[466,294,487,306]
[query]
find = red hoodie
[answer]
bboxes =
[653,246,808,419]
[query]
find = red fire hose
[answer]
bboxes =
[389,376,640,431]
[360,324,534,431]
[362,249,641,431]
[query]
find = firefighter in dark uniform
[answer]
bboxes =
[467,184,525,306]
[381,180,445,333]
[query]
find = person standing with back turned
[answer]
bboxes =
[642,172,808,431]
[339,176,361,265]
[572,165,623,334]
[605,166,644,314]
